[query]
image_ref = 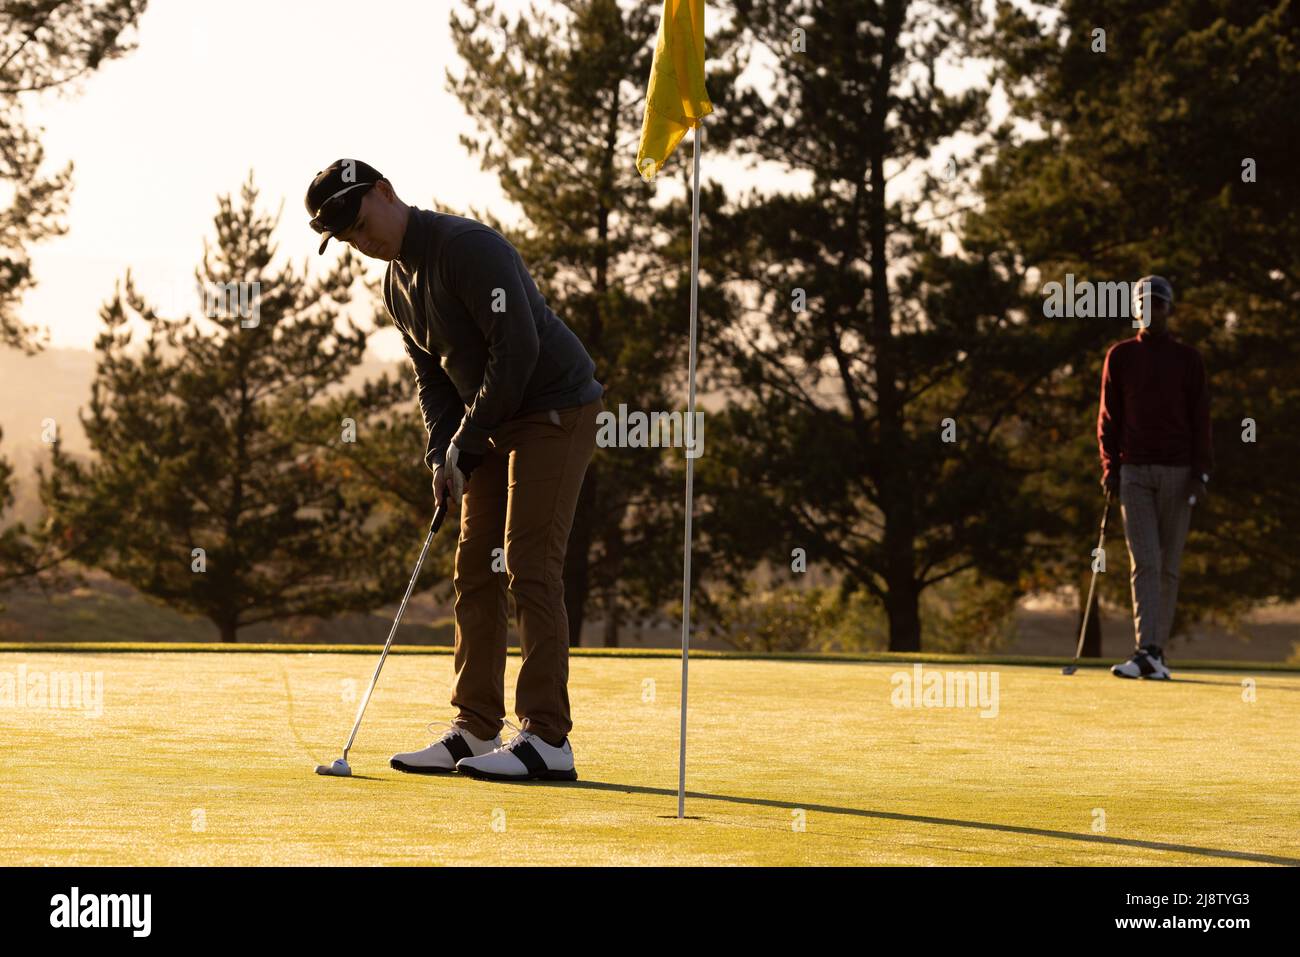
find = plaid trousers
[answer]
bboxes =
[1118,464,1195,651]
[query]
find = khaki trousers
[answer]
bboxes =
[1119,463,1194,652]
[449,396,602,746]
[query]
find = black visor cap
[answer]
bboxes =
[305,159,384,254]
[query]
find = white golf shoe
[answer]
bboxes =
[390,723,501,774]
[455,721,578,781]
[1111,647,1172,680]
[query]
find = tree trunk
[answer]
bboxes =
[866,3,914,653]
[884,576,921,652]
[217,617,238,643]
[562,471,597,647]
[602,524,624,647]
[602,596,620,647]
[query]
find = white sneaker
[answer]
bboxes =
[1111,648,1171,680]
[455,720,578,781]
[390,723,501,774]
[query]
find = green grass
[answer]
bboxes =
[4,641,1297,670]
[2,649,1297,865]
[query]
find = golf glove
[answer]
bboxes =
[440,442,484,507]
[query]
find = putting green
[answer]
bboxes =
[2,650,1297,866]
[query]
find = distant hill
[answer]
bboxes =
[0,346,407,527]
[0,342,738,528]
[0,563,459,645]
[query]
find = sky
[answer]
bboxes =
[20,0,553,362]
[18,0,994,364]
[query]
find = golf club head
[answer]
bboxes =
[315,758,352,777]
[1061,664,1078,675]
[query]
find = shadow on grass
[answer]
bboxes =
[1168,676,1300,692]
[477,779,1299,865]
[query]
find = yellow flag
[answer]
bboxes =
[635,0,713,182]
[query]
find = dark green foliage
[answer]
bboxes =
[0,0,149,598]
[971,0,1300,637]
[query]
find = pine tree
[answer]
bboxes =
[44,175,442,642]
[678,0,1072,652]
[969,0,1300,640]
[0,0,148,592]
[0,0,147,348]
[441,0,751,644]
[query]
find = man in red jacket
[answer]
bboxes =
[1097,275,1213,679]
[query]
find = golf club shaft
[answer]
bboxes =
[1070,493,1112,662]
[340,500,449,763]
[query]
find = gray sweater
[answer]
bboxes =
[383,206,604,470]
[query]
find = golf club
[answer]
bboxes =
[1062,490,1112,675]
[316,493,451,777]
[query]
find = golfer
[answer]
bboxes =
[1097,275,1212,680]
[306,159,604,780]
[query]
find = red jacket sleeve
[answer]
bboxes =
[1097,345,1124,481]
[1188,349,1213,477]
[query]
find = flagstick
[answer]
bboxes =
[678,118,704,819]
